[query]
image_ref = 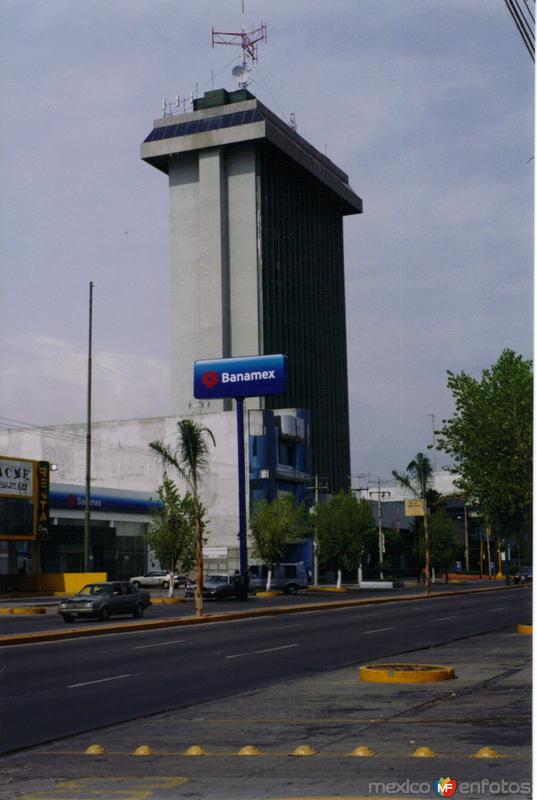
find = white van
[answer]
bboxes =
[248,562,309,594]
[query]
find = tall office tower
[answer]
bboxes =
[141,88,362,492]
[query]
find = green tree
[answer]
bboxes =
[150,419,215,617]
[145,477,196,584]
[249,494,308,589]
[435,350,532,560]
[312,492,372,586]
[429,510,461,572]
[392,453,434,595]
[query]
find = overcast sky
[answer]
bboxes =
[0,0,533,482]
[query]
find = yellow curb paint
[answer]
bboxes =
[517,624,532,634]
[359,663,455,684]
[256,591,281,597]
[0,607,47,615]
[184,745,207,756]
[313,587,348,593]
[474,746,502,759]
[237,745,263,756]
[290,744,319,756]
[411,746,437,758]
[132,745,155,756]
[84,744,105,755]
[350,745,376,757]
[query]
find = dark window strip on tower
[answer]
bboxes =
[257,143,351,493]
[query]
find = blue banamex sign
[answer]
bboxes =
[193,354,287,399]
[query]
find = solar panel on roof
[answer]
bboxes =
[144,109,263,143]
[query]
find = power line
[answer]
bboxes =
[504,0,535,61]
[0,415,238,470]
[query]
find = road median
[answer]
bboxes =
[0,583,523,647]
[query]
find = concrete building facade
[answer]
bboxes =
[141,88,362,492]
[0,407,313,578]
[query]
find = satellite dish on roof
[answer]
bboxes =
[232,63,249,87]
[232,65,246,78]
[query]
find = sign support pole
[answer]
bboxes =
[235,396,248,576]
[84,281,94,573]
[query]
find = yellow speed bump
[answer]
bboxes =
[517,624,532,635]
[474,746,502,759]
[359,663,455,684]
[411,746,438,758]
[84,744,105,755]
[290,744,319,757]
[350,745,376,757]
[133,745,155,756]
[184,745,206,756]
[237,745,263,756]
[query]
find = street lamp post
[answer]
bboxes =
[369,480,391,580]
[306,475,328,586]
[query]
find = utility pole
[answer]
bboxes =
[369,479,391,580]
[307,475,328,586]
[84,281,94,573]
[427,413,437,471]
[464,503,470,572]
[486,527,493,579]
[350,474,370,586]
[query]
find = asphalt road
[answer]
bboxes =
[0,581,514,634]
[1,586,530,756]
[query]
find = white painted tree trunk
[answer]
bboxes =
[168,574,175,598]
[266,569,272,591]
[336,569,342,589]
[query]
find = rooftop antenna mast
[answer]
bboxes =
[212,1,267,89]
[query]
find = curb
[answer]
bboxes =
[151,597,185,605]
[0,607,47,615]
[0,584,524,647]
[359,663,455,684]
[311,586,348,593]
[517,624,532,635]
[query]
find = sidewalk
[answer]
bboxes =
[0,626,531,800]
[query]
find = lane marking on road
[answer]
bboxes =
[132,639,186,650]
[266,624,302,631]
[434,615,459,621]
[68,673,133,688]
[362,627,394,635]
[489,607,508,612]
[226,643,299,659]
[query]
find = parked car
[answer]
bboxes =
[58,582,151,623]
[129,570,184,590]
[248,562,309,594]
[513,566,532,585]
[184,575,236,600]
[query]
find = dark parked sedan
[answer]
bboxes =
[513,566,532,585]
[184,575,236,600]
[58,582,151,623]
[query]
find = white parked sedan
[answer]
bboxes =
[129,570,178,590]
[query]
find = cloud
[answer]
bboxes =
[0,334,170,426]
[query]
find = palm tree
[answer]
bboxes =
[150,419,215,617]
[392,453,434,595]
